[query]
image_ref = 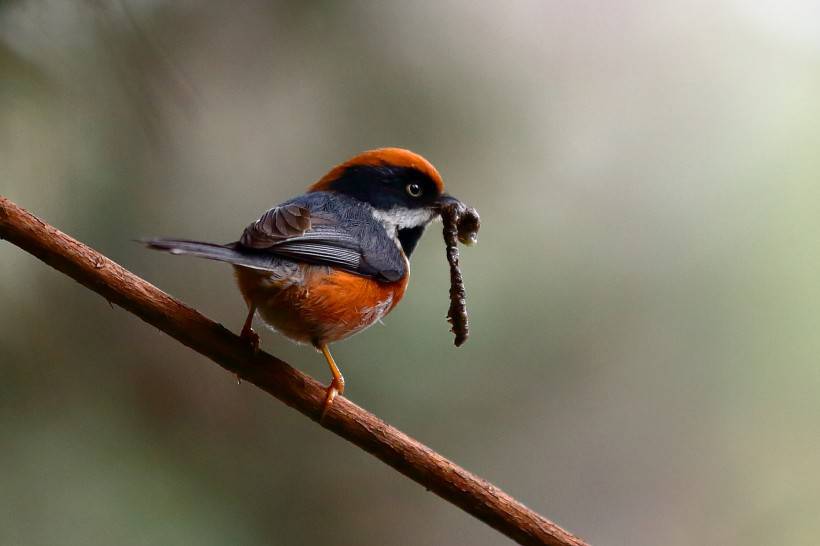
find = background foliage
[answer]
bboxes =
[3,2,820,545]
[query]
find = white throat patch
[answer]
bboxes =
[372,207,436,236]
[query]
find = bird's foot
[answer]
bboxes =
[235,327,260,385]
[239,326,260,354]
[320,376,345,422]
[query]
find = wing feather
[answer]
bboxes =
[238,193,407,282]
[240,204,312,248]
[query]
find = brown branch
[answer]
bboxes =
[0,195,588,546]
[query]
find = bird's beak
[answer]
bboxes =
[434,193,465,212]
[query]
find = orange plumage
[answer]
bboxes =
[234,263,408,346]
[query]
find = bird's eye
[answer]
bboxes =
[406,183,423,197]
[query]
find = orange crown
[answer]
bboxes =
[310,148,444,193]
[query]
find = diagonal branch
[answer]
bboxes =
[0,195,588,546]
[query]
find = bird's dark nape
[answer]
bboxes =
[323,165,441,210]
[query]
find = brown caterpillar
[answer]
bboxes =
[440,203,480,347]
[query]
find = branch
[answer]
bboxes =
[0,196,588,546]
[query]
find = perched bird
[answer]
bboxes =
[145,148,467,416]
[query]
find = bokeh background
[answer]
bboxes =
[3,1,820,545]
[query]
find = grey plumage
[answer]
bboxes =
[143,191,408,282]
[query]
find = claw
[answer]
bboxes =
[320,376,345,421]
[240,327,260,354]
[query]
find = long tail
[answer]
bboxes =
[141,238,278,270]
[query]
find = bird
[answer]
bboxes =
[145,148,467,417]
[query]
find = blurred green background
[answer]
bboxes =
[3,1,820,545]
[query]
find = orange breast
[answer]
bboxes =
[234,264,408,346]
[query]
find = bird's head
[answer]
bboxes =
[309,148,464,255]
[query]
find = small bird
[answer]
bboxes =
[145,148,468,416]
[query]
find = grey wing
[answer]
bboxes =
[237,193,406,282]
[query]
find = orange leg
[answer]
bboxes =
[239,303,259,353]
[319,344,345,420]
